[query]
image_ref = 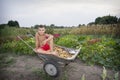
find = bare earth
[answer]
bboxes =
[0,53,119,80]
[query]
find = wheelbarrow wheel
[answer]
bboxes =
[43,60,60,77]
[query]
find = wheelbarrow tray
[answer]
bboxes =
[17,35,81,62]
[37,45,81,64]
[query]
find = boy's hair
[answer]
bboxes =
[39,25,45,28]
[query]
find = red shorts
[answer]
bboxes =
[39,43,50,51]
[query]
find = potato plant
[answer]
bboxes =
[0,38,35,55]
[0,35,120,70]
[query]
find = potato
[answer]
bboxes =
[53,46,73,59]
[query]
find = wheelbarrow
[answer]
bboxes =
[17,36,81,77]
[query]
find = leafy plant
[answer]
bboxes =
[32,68,53,80]
[101,66,107,80]
[1,34,120,70]
[0,53,14,68]
[56,35,79,48]
[0,38,35,55]
[114,72,119,80]
[78,36,120,70]
[81,74,85,80]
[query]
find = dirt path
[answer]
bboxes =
[0,53,119,80]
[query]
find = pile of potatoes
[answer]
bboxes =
[54,46,73,59]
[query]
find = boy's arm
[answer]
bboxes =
[46,34,54,51]
[42,34,54,51]
[45,34,54,42]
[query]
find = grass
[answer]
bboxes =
[54,24,120,38]
[1,24,120,38]
[32,68,54,80]
[32,68,68,80]
[0,27,35,37]
[0,53,15,69]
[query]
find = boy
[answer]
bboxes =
[34,25,57,55]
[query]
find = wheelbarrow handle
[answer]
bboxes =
[17,36,34,50]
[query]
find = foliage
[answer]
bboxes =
[101,66,107,80]
[0,20,19,29]
[0,27,36,44]
[88,22,95,25]
[56,35,79,48]
[101,66,119,80]
[114,72,119,80]
[0,38,35,55]
[54,24,120,38]
[78,36,120,70]
[33,24,54,34]
[0,34,120,70]
[7,20,20,27]
[0,24,8,29]
[32,68,53,80]
[81,74,85,80]
[118,18,120,23]
[95,15,118,24]
[55,35,120,70]
[0,53,14,69]
[0,27,35,37]
[45,26,54,34]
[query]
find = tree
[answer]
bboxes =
[118,18,120,24]
[88,22,95,25]
[14,21,19,27]
[7,20,20,27]
[50,24,55,28]
[95,17,102,24]
[82,24,85,26]
[46,25,54,34]
[78,24,81,27]
[0,24,8,29]
[95,15,118,24]
[34,24,40,29]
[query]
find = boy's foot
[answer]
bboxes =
[50,51,58,56]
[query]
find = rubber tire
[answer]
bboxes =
[43,60,60,77]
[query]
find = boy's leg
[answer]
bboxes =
[36,48,57,56]
[36,48,50,54]
[49,38,58,56]
[49,38,53,52]
[35,39,58,56]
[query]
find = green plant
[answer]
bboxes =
[1,34,120,70]
[61,71,68,80]
[101,66,107,80]
[56,35,79,48]
[32,68,53,80]
[78,36,120,70]
[0,38,35,55]
[0,53,15,68]
[46,27,54,34]
[114,72,119,80]
[81,74,85,80]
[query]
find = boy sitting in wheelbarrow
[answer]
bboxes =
[34,25,57,56]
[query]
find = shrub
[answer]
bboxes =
[56,35,79,48]
[0,38,35,55]
[78,36,120,70]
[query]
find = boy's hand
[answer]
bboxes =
[42,40,47,45]
[33,48,37,53]
[50,51,58,56]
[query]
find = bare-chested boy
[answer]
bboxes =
[34,25,57,56]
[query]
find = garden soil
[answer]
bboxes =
[0,53,119,80]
